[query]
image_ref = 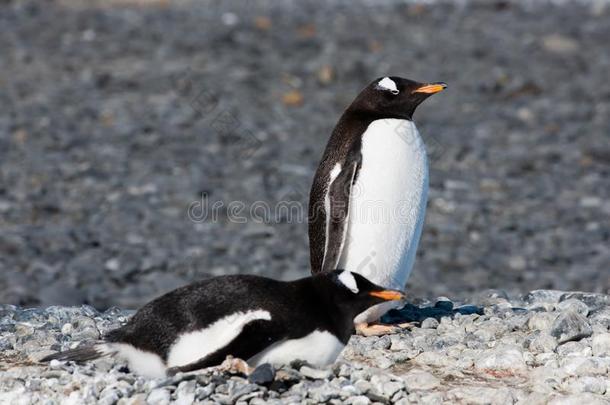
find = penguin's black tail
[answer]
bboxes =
[40,343,113,363]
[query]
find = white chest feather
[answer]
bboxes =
[247,330,345,368]
[339,119,429,291]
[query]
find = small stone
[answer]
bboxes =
[548,393,610,405]
[528,332,558,353]
[446,386,517,404]
[528,312,557,331]
[349,395,371,405]
[556,341,592,357]
[61,323,73,335]
[248,363,275,385]
[98,389,120,405]
[564,376,607,395]
[402,370,440,390]
[372,335,392,350]
[299,365,332,380]
[542,34,579,54]
[560,356,609,376]
[508,256,527,271]
[557,299,590,317]
[70,316,100,341]
[524,290,565,306]
[550,311,593,344]
[105,258,121,272]
[354,379,372,394]
[591,333,610,357]
[175,380,197,405]
[414,351,452,367]
[474,345,526,372]
[49,359,62,369]
[372,353,394,369]
[421,318,439,329]
[147,388,171,405]
[282,90,303,107]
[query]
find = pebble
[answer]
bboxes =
[591,333,610,357]
[401,370,440,390]
[551,311,593,344]
[420,318,439,329]
[300,366,333,380]
[147,388,171,405]
[474,345,527,372]
[248,363,276,385]
[2,290,610,403]
[528,332,558,353]
[557,299,590,317]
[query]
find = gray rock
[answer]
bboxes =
[564,376,607,395]
[551,311,593,344]
[528,332,558,353]
[370,375,404,399]
[175,380,197,405]
[147,388,171,405]
[556,341,592,357]
[560,293,610,312]
[474,345,526,372]
[349,395,371,405]
[591,333,610,357]
[401,370,440,391]
[548,393,610,405]
[524,290,566,306]
[557,299,590,317]
[560,356,610,376]
[248,363,275,385]
[420,318,439,329]
[528,312,557,331]
[98,388,120,405]
[300,366,333,380]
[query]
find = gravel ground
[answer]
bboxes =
[1,0,610,309]
[1,290,610,404]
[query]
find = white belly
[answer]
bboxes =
[338,119,428,296]
[247,330,345,368]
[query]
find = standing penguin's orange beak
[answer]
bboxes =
[413,82,447,94]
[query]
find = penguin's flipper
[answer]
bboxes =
[321,160,359,273]
[168,320,286,375]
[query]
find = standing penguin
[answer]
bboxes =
[41,270,404,378]
[308,77,446,335]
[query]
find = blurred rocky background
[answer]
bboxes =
[0,0,609,309]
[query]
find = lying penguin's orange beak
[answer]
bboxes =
[413,82,447,94]
[369,290,405,301]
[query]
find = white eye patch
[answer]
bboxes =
[338,270,359,294]
[377,77,399,95]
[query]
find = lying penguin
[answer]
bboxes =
[41,270,404,378]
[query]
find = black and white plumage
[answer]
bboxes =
[309,77,446,326]
[41,270,404,378]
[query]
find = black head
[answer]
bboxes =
[314,270,405,324]
[347,76,447,120]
